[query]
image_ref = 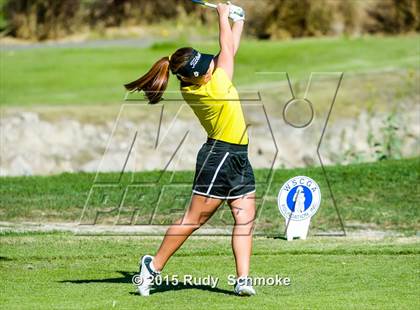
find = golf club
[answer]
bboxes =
[192,0,217,9]
[192,0,245,19]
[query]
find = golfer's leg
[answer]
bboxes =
[228,193,256,277]
[153,194,223,271]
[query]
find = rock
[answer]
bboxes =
[0,107,419,176]
[0,167,9,176]
[20,112,39,123]
[80,152,133,173]
[9,156,33,176]
[302,155,315,166]
[83,124,97,136]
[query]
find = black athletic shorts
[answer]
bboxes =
[192,138,256,199]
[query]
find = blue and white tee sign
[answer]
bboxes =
[278,176,321,221]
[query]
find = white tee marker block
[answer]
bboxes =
[277,176,321,241]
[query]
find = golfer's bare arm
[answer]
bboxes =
[216,4,234,80]
[232,20,244,56]
[214,20,243,63]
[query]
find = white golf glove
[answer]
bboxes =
[227,1,245,22]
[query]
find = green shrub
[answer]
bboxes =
[85,0,196,28]
[364,0,419,34]
[4,0,82,40]
[2,0,419,41]
[235,0,357,39]
[2,0,200,40]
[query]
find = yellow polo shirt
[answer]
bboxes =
[181,67,248,145]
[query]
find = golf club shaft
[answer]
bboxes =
[192,0,217,9]
[203,2,217,9]
[193,1,244,18]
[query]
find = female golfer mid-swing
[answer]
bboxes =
[125,4,256,296]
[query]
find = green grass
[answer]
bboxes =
[0,234,419,309]
[1,158,419,233]
[0,2,6,31]
[1,35,419,106]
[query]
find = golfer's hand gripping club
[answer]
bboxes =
[227,1,245,22]
[192,0,245,22]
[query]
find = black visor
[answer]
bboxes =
[176,49,214,78]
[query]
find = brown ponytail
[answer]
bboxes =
[124,47,195,104]
[124,57,170,104]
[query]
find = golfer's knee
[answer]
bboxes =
[234,208,255,226]
[233,221,254,236]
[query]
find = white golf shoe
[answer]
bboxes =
[136,255,160,296]
[234,276,256,296]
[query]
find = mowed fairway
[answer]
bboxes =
[0,159,419,308]
[0,234,419,309]
[1,35,418,106]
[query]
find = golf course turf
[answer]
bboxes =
[0,158,419,308]
[1,158,419,233]
[1,35,418,106]
[0,234,419,309]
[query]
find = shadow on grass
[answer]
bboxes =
[137,282,236,296]
[60,271,235,296]
[60,271,134,284]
